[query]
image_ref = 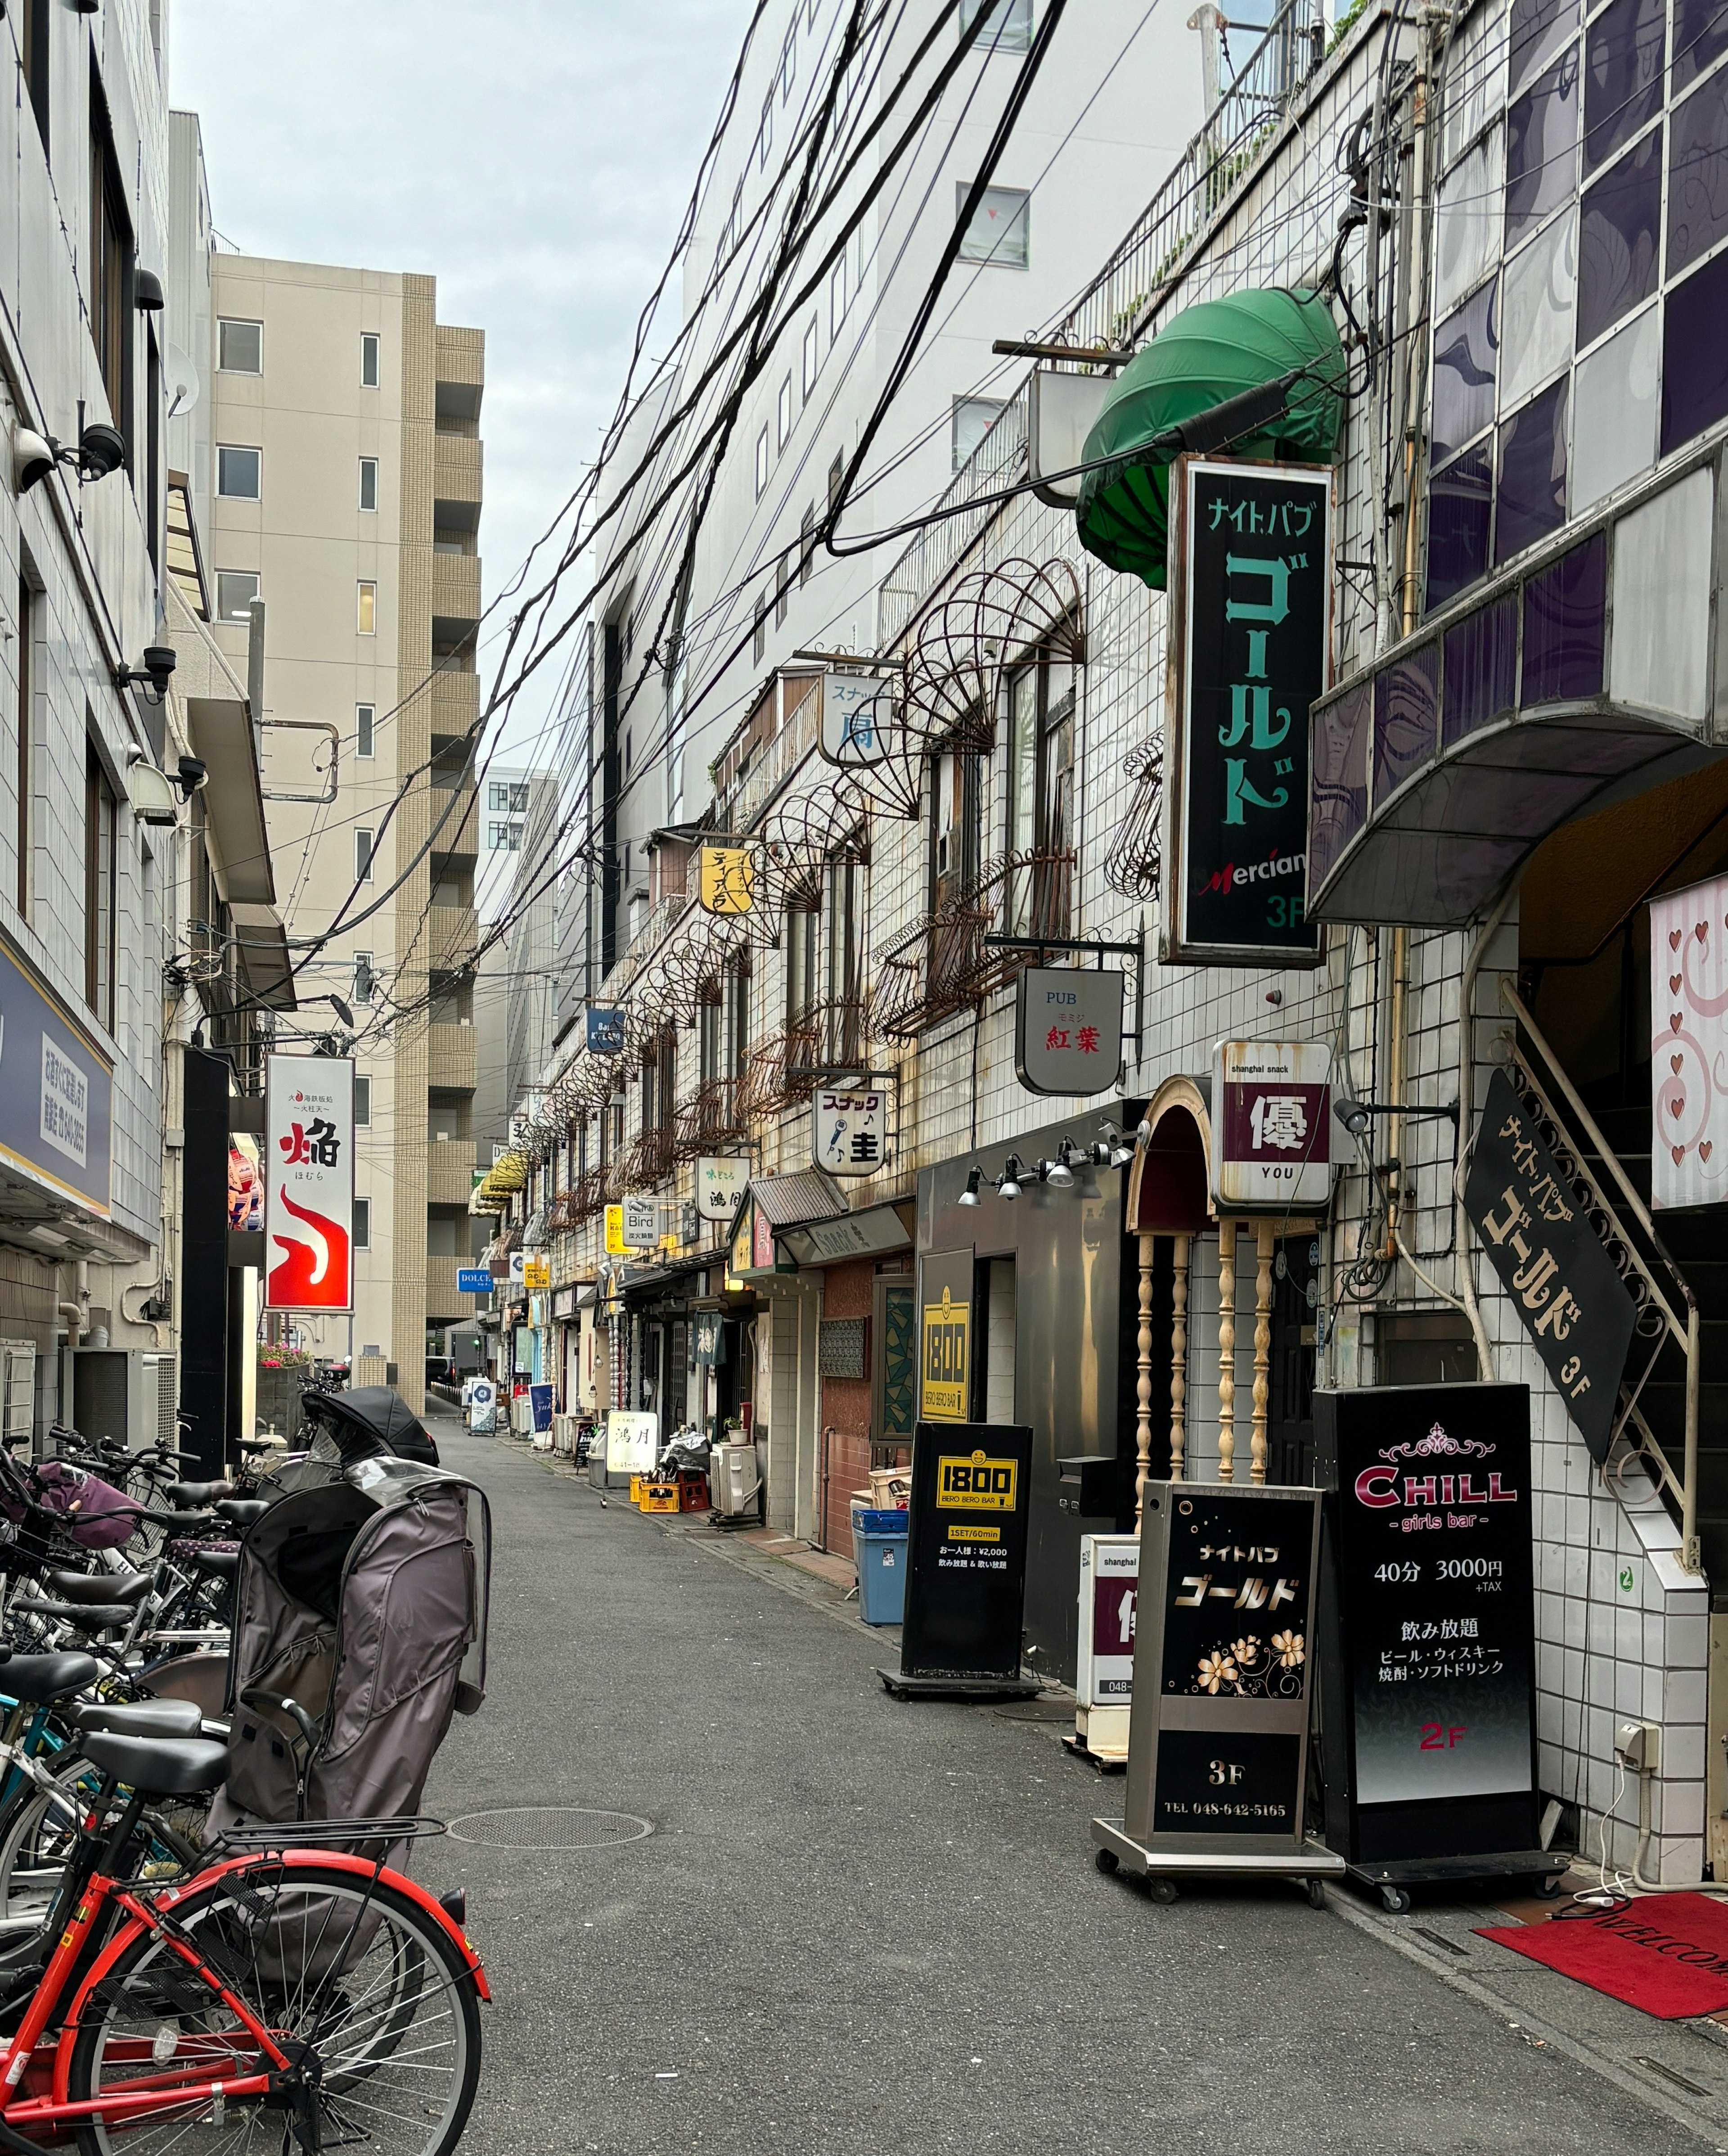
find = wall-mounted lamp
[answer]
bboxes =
[1045,1141,1076,1189]
[1334,1097,1460,1140]
[133,268,165,312]
[958,1166,983,1208]
[996,1153,1026,1202]
[114,645,177,704]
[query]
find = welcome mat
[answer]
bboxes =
[1477,1894,1728,2019]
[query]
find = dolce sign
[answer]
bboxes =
[1211,1039,1334,1211]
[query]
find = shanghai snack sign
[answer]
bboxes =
[1165,458,1332,966]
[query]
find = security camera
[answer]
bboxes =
[76,424,126,481]
[133,269,166,313]
[12,427,58,493]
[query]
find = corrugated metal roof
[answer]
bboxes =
[749,1169,848,1228]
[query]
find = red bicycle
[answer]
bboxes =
[0,1725,486,2154]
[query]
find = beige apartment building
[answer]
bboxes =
[205,256,487,1411]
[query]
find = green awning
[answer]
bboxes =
[1075,287,1347,589]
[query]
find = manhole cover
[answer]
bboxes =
[446,1807,652,1850]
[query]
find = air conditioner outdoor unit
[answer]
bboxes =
[68,1349,177,1453]
[710,1439,763,1520]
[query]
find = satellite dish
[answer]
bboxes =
[166,343,200,421]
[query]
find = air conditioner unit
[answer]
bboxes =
[68,1349,177,1453]
[710,1440,763,1520]
[0,1340,35,1453]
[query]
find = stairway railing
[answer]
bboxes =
[1499,982,1701,1570]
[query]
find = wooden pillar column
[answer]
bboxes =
[1170,1232,1189,1484]
[1251,1216,1275,1485]
[1217,1219,1237,1483]
[1135,1231,1156,1525]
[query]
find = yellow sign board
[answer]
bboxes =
[699,845,755,916]
[921,1286,970,1421]
[936,1449,1019,1512]
[523,1254,549,1291]
[604,1204,628,1256]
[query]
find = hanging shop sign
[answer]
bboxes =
[819,669,894,767]
[696,1155,749,1220]
[812,1086,889,1176]
[1162,457,1331,967]
[1462,1069,1635,1463]
[456,1266,494,1295]
[692,1309,725,1366]
[522,1251,549,1292]
[1014,969,1125,1096]
[264,1054,355,1314]
[779,1200,912,1267]
[1315,1384,1541,1866]
[586,1007,626,1055]
[0,936,113,1218]
[1212,1039,1335,1210]
[699,845,754,916]
[603,1204,635,1257]
[1650,873,1728,1209]
[622,1195,660,1249]
[1113,1481,1323,1854]
[896,1420,1035,1685]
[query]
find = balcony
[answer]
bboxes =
[428,905,478,969]
[433,552,482,625]
[427,1138,477,1207]
[674,1078,749,1161]
[624,1126,675,1192]
[548,1168,611,1230]
[432,432,483,507]
[426,1254,485,1318]
[871,852,1074,1039]
[428,1021,477,1092]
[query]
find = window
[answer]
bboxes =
[782,28,795,100]
[828,450,845,512]
[354,1075,371,1127]
[217,318,262,373]
[15,569,35,916]
[727,961,750,1079]
[785,907,818,1028]
[759,95,773,171]
[957,183,1030,268]
[89,83,132,435]
[358,456,378,512]
[930,751,981,915]
[753,594,768,664]
[775,576,788,629]
[354,952,374,1004]
[85,742,116,1031]
[356,703,375,758]
[1005,651,1075,935]
[360,332,380,388]
[829,255,848,336]
[961,0,1035,50]
[952,395,1007,472]
[488,821,523,851]
[755,425,770,497]
[800,503,816,586]
[802,318,819,398]
[216,446,261,500]
[824,852,863,1064]
[355,828,375,883]
[777,372,794,449]
[353,1198,371,1252]
[488,780,528,813]
[20,0,49,155]
[215,570,259,624]
[356,581,377,635]
[699,998,722,1086]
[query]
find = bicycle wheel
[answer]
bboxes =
[67,1858,482,2156]
[0,1764,202,1958]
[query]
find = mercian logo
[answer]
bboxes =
[1199,846,1306,896]
[1354,1422,1519,1510]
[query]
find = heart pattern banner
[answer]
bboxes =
[1649,873,1728,1210]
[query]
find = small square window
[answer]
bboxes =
[802,318,819,398]
[360,332,381,388]
[217,446,261,500]
[777,373,794,449]
[217,318,262,373]
[357,581,377,636]
[358,457,378,512]
[961,0,1034,50]
[755,426,770,497]
[508,782,529,814]
[952,395,1007,471]
[354,1074,371,1126]
[355,828,375,883]
[215,570,259,624]
[958,184,1030,267]
[356,704,375,758]
[353,1197,371,1251]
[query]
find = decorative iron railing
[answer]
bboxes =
[870,851,1075,1039]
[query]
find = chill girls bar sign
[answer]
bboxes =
[1163,457,1332,967]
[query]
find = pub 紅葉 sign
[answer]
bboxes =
[1462,1069,1637,1463]
[1164,458,1332,967]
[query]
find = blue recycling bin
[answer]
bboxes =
[854,1508,909,1625]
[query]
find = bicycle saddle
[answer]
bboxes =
[11,1598,135,1633]
[188,1548,238,1579]
[80,1732,229,1796]
[0,1651,100,1702]
[64,1697,202,1740]
[165,1480,234,1508]
[215,1497,269,1529]
[44,1569,151,1607]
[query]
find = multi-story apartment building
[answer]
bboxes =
[183,202,489,1409]
[487,0,1728,1891]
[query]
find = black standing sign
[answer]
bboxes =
[1121,1482,1323,1852]
[1316,1384,1539,1863]
[899,1421,1033,1682]
[1463,1069,1637,1462]
[1166,457,1331,966]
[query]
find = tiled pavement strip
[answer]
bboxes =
[482,1418,1728,2149]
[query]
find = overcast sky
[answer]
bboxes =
[169,0,749,758]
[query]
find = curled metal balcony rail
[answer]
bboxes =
[674,1077,751,1161]
[902,558,1084,759]
[740,1017,824,1120]
[549,1168,612,1230]
[625,1126,677,1191]
[870,850,1076,1040]
[1104,732,1165,900]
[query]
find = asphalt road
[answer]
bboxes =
[414,1409,1707,2156]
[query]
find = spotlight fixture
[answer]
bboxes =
[996,1153,1025,1202]
[1334,1096,1460,1139]
[11,419,126,493]
[133,268,165,312]
[174,755,207,798]
[114,645,177,704]
[11,426,57,493]
[73,423,126,480]
[1045,1143,1076,1190]
[958,1166,983,1208]
[328,996,356,1029]
[1097,1121,1136,1170]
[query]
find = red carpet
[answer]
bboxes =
[1477,1894,1728,2018]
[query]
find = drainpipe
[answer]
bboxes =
[1453,890,1515,1381]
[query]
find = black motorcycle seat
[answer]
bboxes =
[45,1570,151,1607]
[12,1599,135,1633]
[81,1732,229,1797]
[64,1698,203,1740]
[0,1651,101,1702]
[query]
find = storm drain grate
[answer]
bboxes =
[446,1806,653,1851]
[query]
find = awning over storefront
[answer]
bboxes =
[778,1197,913,1267]
[1075,286,1346,590]
[1125,1074,1211,1234]
[1310,456,1723,927]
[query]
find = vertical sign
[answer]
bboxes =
[1076,1534,1139,1709]
[819,670,893,767]
[586,1008,626,1055]
[264,1054,355,1313]
[696,1155,749,1220]
[1211,1039,1335,1210]
[920,1289,970,1421]
[812,1087,888,1175]
[1164,457,1331,965]
[898,1421,1035,1683]
[699,846,754,916]
[1014,969,1125,1096]
[1650,873,1728,1209]
[1315,1385,1539,1862]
